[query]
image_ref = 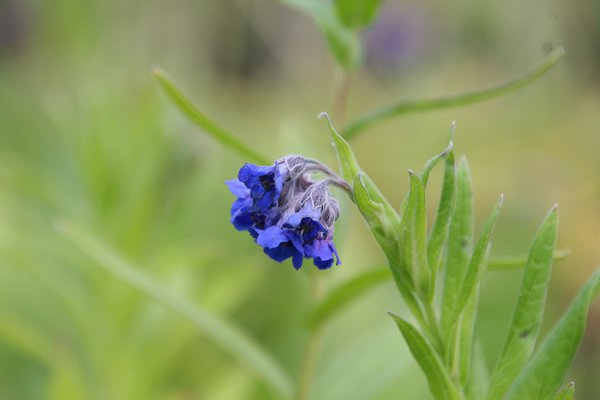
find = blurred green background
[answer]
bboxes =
[0,0,598,399]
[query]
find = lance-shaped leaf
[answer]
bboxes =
[319,112,361,186]
[427,150,456,302]
[452,194,504,322]
[153,68,270,165]
[400,171,429,297]
[506,269,600,400]
[388,312,464,400]
[55,220,293,400]
[486,207,559,400]
[441,157,474,338]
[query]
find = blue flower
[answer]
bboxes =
[256,203,341,270]
[227,157,346,271]
[238,163,284,211]
[226,179,280,235]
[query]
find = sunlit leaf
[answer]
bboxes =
[153,68,271,165]
[487,207,559,400]
[334,0,383,30]
[55,219,293,400]
[309,268,391,330]
[506,270,600,400]
[342,48,565,139]
[389,312,463,400]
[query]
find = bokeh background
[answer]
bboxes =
[0,0,598,399]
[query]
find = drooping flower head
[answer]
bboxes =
[227,156,349,270]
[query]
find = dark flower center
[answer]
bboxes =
[251,213,267,229]
[259,172,275,191]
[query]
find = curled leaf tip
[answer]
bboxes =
[318,111,331,120]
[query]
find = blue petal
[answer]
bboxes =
[231,208,254,231]
[263,242,297,263]
[313,256,334,270]
[283,229,305,255]
[292,253,304,270]
[305,239,337,265]
[238,163,275,187]
[225,179,250,198]
[300,218,326,242]
[257,226,288,249]
[231,196,252,216]
[287,203,320,227]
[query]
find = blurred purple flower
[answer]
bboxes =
[364,6,428,75]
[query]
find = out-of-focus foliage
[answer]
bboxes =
[0,0,598,399]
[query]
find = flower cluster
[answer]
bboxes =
[226,156,347,270]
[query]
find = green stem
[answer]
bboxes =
[342,47,565,140]
[424,301,445,355]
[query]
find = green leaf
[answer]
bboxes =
[342,47,565,139]
[277,0,361,69]
[55,219,293,400]
[420,130,454,187]
[487,248,570,270]
[551,382,575,400]
[352,174,427,331]
[153,68,270,165]
[319,112,361,185]
[388,312,463,400]
[449,195,502,391]
[458,295,478,395]
[404,171,429,297]
[309,268,391,330]
[487,207,559,400]
[441,157,474,338]
[452,194,504,322]
[426,149,456,303]
[506,269,600,400]
[334,0,383,30]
